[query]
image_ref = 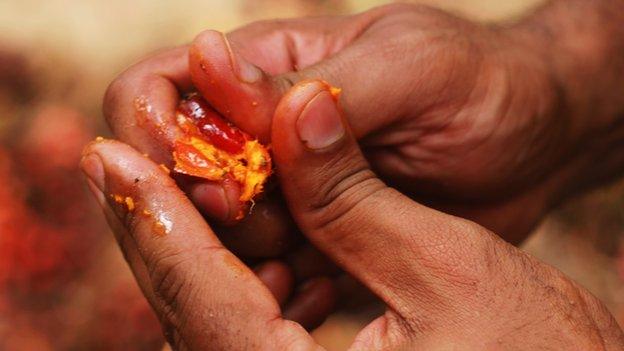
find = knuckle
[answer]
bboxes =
[295,62,340,88]
[159,315,193,351]
[103,66,141,126]
[275,73,296,94]
[147,246,224,312]
[413,219,495,290]
[160,308,181,347]
[147,249,198,309]
[309,148,370,209]
[150,252,187,301]
[102,62,151,126]
[306,150,386,232]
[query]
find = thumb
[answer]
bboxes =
[188,5,406,141]
[271,80,497,324]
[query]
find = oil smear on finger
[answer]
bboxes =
[110,191,173,237]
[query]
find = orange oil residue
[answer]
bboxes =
[111,194,124,204]
[329,86,342,99]
[159,164,170,174]
[152,221,167,236]
[133,96,152,126]
[136,207,169,236]
[172,94,272,213]
[110,193,136,213]
[153,213,172,236]
[222,252,246,277]
[124,197,135,211]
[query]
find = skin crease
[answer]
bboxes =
[96,1,624,349]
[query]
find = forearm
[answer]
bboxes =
[511,0,624,133]
[500,1,624,200]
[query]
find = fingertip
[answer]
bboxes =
[80,152,106,191]
[81,139,179,208]
[189,30,226,76]
[191,29,264,85]
[186,182,230,222]
[272,79,344,166]
[189,30,277,142]
[191,29,224,52]
[216,196,299,257]
[255,260,294,306]
[221,177,245,222]
[103,47,190,165]
[81,139,133,182]
[189,30,229,101]
[283,276,336,330]
[185,177,247,224]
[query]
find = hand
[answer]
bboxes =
[180,3,572,244]
[105,3,621,246]
[83,81,624,350]
[79,138,336,333]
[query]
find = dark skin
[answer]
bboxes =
[90,1,624,349]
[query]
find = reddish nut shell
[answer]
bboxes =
[172,93,272,219]
[177,94,246,154]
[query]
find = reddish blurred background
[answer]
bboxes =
[2,1,624,350]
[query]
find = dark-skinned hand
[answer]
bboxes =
[83,79,624,349]
[101,2,624,334]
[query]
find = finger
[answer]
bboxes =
[286,245,340,282]
[215,190,301,257]
[189,4,406,142]
[80,139,317,350]
[254,260,294,306]
[283,277,336,331]
[103,46,244,222]
[103,47,296,257]
[271,80,500,324]
[104,46,191,164]
[254,260,337,329]
[83,176,159,305]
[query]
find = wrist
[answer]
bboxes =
[470,0,624,217]
[496,3,624,203]
[503,2,624,137]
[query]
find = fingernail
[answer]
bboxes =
[296,90,345,150]
[85,178,106,207]
[80,153,106,206]
[81,153,105,192]
[223,33,263,83]
[188,182,231,222]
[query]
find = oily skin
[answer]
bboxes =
[105,3,623,247]
[96,1,624,349]
[84,81,624,349]
[103,5,556,320]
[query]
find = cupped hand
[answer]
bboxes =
[84,81,624,350]
[105,3,594,246]
[100,3,587,330]
[79,137,336,333]
[183,3,576,244]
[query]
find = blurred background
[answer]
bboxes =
[2,0,624,350]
